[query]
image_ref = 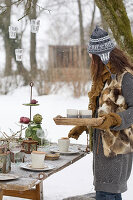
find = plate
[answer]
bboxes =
[0,173,19,181]
[23,103,39,106]
[50,148,80,155]
[20,163,55,171]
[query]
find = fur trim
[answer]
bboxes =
[98,71,133,157]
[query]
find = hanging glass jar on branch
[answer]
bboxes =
[30,19,40,33]
[9,26,18,39]
[15,49,23,61]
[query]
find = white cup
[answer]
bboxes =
[79,110,92,118]
[58,138,70,152]
[31,151,45,169]
[67,109,78,118]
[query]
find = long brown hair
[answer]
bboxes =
[90,47,133,81]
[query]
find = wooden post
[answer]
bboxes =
[0,189,3,200]
[33,182,43,200]
[40,182,43,200]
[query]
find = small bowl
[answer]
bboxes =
[45,153,60,160]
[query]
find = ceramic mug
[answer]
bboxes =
[58,137,70,152]
[79,110,92,118]
[31,151,45,169]
[67,109,78,118]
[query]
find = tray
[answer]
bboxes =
[53,116,104,126]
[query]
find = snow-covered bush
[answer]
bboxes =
[0,75,24,95]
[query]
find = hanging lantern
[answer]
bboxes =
[30,19,40,33]
[9,26,17,39]
[0,151,11,173]
[15,49,23,61]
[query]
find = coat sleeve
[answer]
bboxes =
[111,72,133,131]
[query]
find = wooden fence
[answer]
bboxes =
[48,45,90,69]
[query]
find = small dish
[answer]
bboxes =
[45,153,60,160]
[50,148,80,155]
[20,163,55,171]
[23,103,39,106]
[0,173,19,181]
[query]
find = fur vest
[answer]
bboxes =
[98,69,133,157]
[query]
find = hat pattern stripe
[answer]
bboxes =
[88,41,115,53]
[90,35,110,42]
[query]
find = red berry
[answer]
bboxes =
[30,99,38,104]
[20,117,30,124]
[20,117,25,123]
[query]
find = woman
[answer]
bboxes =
[68,26,133,200]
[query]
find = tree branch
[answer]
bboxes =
[95,0,133,58]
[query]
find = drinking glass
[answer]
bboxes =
[36,128,50,151]
[9,141,22,163]
[36,129,46,146]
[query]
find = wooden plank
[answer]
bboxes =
[3,188,36,199]
[3,182,43,200]
[53,116,104,126]
[0,178,40,191]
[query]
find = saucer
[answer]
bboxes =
[0,173,19,181]
[20,163,55,171]
[50,148,79,155]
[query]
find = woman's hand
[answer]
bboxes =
[68,117,105,140]
[68,126,87,140]
[92,117,105,127]
[93,113,121,130]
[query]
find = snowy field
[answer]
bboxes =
[0,87,133,200]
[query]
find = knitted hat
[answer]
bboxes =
[88,26,115,65]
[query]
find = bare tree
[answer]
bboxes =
[0,1,29,84]
[77,0,85,47]
[88,1,96,37]
[95,0,133,59]
[0,0,12,76]
[28,0,38,79]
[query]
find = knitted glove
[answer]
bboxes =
[94,113,122,130]
[68,126,87,140]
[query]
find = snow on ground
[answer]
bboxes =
[0,87,133,200]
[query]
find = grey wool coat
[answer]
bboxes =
[93,72,133,193]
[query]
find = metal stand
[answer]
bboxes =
[30,82,34,121]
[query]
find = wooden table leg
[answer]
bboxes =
[40,182,43,200]
[0,189,3,200]
[33,182,43,200]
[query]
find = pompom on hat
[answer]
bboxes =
[88,26,115,65]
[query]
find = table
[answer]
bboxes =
[0,143,87,200]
